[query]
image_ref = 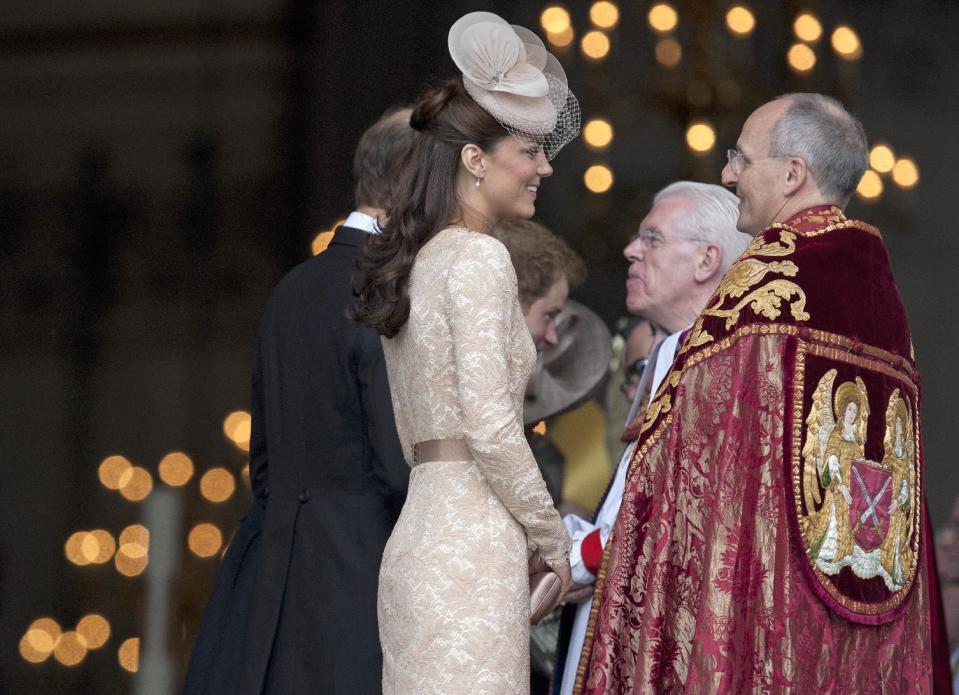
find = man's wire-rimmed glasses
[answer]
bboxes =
[726,148,794,176]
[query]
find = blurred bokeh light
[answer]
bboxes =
[118,637,140,673]
[581,31,611,60]
[223,410,252,452]
[892,157,919,188]
[98,456,132,490]
[655,38,682,67]
[76,614,111,650]
[540,6,571,34]
[200,467,236,503]
[648,3,678,33]
[788,43,817,73]
[584,165,613,193]
[685,123,717,153]
[583,119,614,150]
[869,144,896,173]
[832,25,862,59]
[725,6,755,37]
[53,631,87,667]
[159,451,194,487]
[119,467,153,502]
[589,2,619,29]
[857,169,883,199]
[793,13,822,43]
[189,523,224,558]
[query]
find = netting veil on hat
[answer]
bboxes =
[448,11,581,160]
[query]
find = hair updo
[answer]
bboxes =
[353,79,508,338]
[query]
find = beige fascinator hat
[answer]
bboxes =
[524,300,612,425]
[449,11,581,159]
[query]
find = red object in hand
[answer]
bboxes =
[581,528,603,576]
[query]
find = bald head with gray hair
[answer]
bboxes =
[770,93,868,206]
[653,181,751,273]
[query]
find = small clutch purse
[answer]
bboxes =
[529,570,562,625]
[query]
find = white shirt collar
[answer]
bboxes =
[343,211,380,234]
[650,323,694,394]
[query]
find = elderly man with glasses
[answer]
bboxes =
[554,181,748,695]
[579,93,951,694]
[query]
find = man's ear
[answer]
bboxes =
[783,156,808,196]
[694,243,723,283]
[460,143,485,179]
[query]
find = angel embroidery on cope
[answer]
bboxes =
[803,371,868,567]
[800,371,914,592]
[879,389,915,587]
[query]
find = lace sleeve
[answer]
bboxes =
[446,235,570,565]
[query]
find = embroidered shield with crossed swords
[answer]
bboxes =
[849,459,893,551]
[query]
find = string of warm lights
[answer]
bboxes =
[787,17,861,73]
[308,5,911,222]
[20,410,253,674]
[536,2,917,204]
[541,3,620,194]
[857,144,919,200]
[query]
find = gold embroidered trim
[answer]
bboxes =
[792,344,807,544]
[572,528,612,693]
[805,342,917,382]
[574,414,673,694]
[639,393,671,435]
[743,229,797,258]
[706,276,810,330]
[772,218,881,239]
[682,252,810,352]
[784,206,846,229]
[651,325,915,454]
[683,320,714,351]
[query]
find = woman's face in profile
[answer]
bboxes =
[478,136,553,222]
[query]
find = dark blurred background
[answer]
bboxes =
[2,0,957,692]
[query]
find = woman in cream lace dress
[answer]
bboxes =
[353,12,580,693]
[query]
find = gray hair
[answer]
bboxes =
[771,93,868,206]
[653,181,751,273]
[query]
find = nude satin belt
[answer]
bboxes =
[411,438,472,465]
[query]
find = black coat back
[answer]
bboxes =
[184,226,408,694]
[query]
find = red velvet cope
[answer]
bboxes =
[579,207,945,694]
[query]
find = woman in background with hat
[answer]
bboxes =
[354,11,580,694]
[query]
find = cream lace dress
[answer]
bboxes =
[378,227,571,694]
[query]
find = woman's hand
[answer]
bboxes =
[549,558,573,602]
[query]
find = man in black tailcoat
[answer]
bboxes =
[184,107,414,695]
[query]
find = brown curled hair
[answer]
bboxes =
[352,79,507,338]
[487,219,586,311]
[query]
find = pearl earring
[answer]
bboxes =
[475,175,483,187]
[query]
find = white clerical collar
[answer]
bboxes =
[343,210,380,234]
[649,324,691,397]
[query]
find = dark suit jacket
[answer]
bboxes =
[183,226,408,695]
